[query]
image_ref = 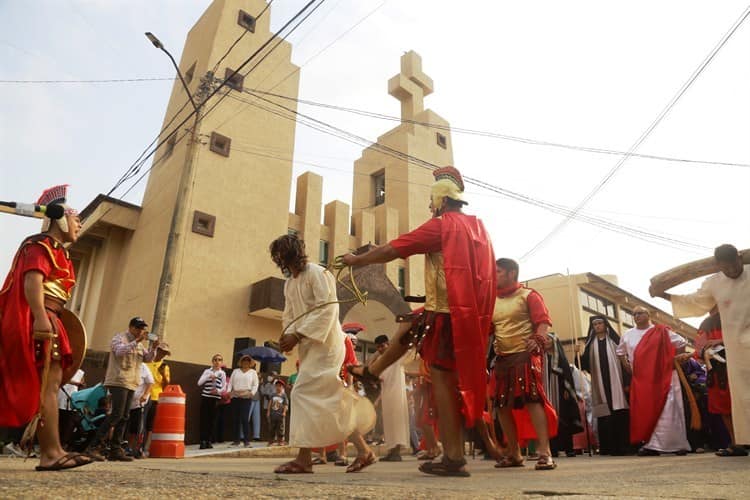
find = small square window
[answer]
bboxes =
[184,61,196,85]
[319,240,329,266]
[164,133,177,158]
[209,131,231,157]
[224,68,244,92]
[192,211,216,237]
[373,172,385,206]
[237,9,256,33]
[436,132,447,149]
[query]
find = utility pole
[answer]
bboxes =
[145,31,217,340]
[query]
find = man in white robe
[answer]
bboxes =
[372,335,410,461]
[616,306,690,455]
[652,244,750,455]
[270,235,376,474]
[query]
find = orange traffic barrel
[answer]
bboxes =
[149,385,186,458]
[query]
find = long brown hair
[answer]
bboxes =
[270,234,308,275]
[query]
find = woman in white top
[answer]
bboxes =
[227,355,259,447]
[197,354,227,449]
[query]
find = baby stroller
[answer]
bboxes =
[60,383,108,452]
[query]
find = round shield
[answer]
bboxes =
[60,308,87,385]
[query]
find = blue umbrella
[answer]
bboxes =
[237,345,286,363]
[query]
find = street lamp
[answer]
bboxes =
[145,32,198,112]
[145,31,206,342]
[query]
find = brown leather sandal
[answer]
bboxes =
[419,457,471,477]
[345,451,376,473]
[495,455,525,468]
[535,454,557,470]
[274,461,313,474]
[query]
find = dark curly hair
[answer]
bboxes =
[270,234,308,275]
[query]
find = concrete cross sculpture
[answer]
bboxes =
[388,50,434,121]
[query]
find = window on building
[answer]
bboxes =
[621,308,634,328]
[398,266,406,297]
[579,289,617,321]
[209,131,231,157]
[237,9,256,32]
[192,210,216,237]
[319,240,329,266]
[436,132,447,149]
[224,67,244,92]
[184,61,196,85]
[373,172,385,206]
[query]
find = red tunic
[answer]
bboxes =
[0,234,75,427]
[390,212,496,425]
[629,324,674,444]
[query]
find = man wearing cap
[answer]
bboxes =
[343,166,496,477]
[143,341,171,455]
[0,185,93,470]
[87,317,157,461]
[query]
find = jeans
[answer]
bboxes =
[95,386,134,451]
[232,398,251,444]
[248,400,261,439]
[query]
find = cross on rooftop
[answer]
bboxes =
[388,50,434,121]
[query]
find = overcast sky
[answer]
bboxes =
[1,0,748,326]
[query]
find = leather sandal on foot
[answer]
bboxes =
[35,452,92,471]
[419,458,471,477]
[495,455,525,468]
[346,452,376,473]
[535,454,557,470]
[274,461,313,474]
[716,446,748,457]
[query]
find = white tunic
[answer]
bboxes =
[283,264,375,447]
[670,265,750,445]
[617,326,690,452]
[380,354,410,450]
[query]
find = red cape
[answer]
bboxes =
[629,324,674,443]
[441,211,496,425]
[0,235,75,427]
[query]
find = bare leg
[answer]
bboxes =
[295,447,313,467]
[367,322,412,376]
[527,402,551,457]
[475,419,502,460]
[420,423,439,454]
[348,431,372,458]
[498,405,522,461]
[430,367,463,462]
[37,361,81,467]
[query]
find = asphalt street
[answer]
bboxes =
[1,453,747,499]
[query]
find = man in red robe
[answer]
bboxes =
[0,185,92,470]
[343,166,496,477]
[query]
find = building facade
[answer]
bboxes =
[526,272,697,359]
[69,0,451,375]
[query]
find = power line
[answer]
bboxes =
[106,0,284,197]
[211,0,275,73]
[247,89,750,169]
[107,0,328,201]
[520,4,750,261]
[208,0,388,134]
[230,91,710,253]
[0,77,175,83]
